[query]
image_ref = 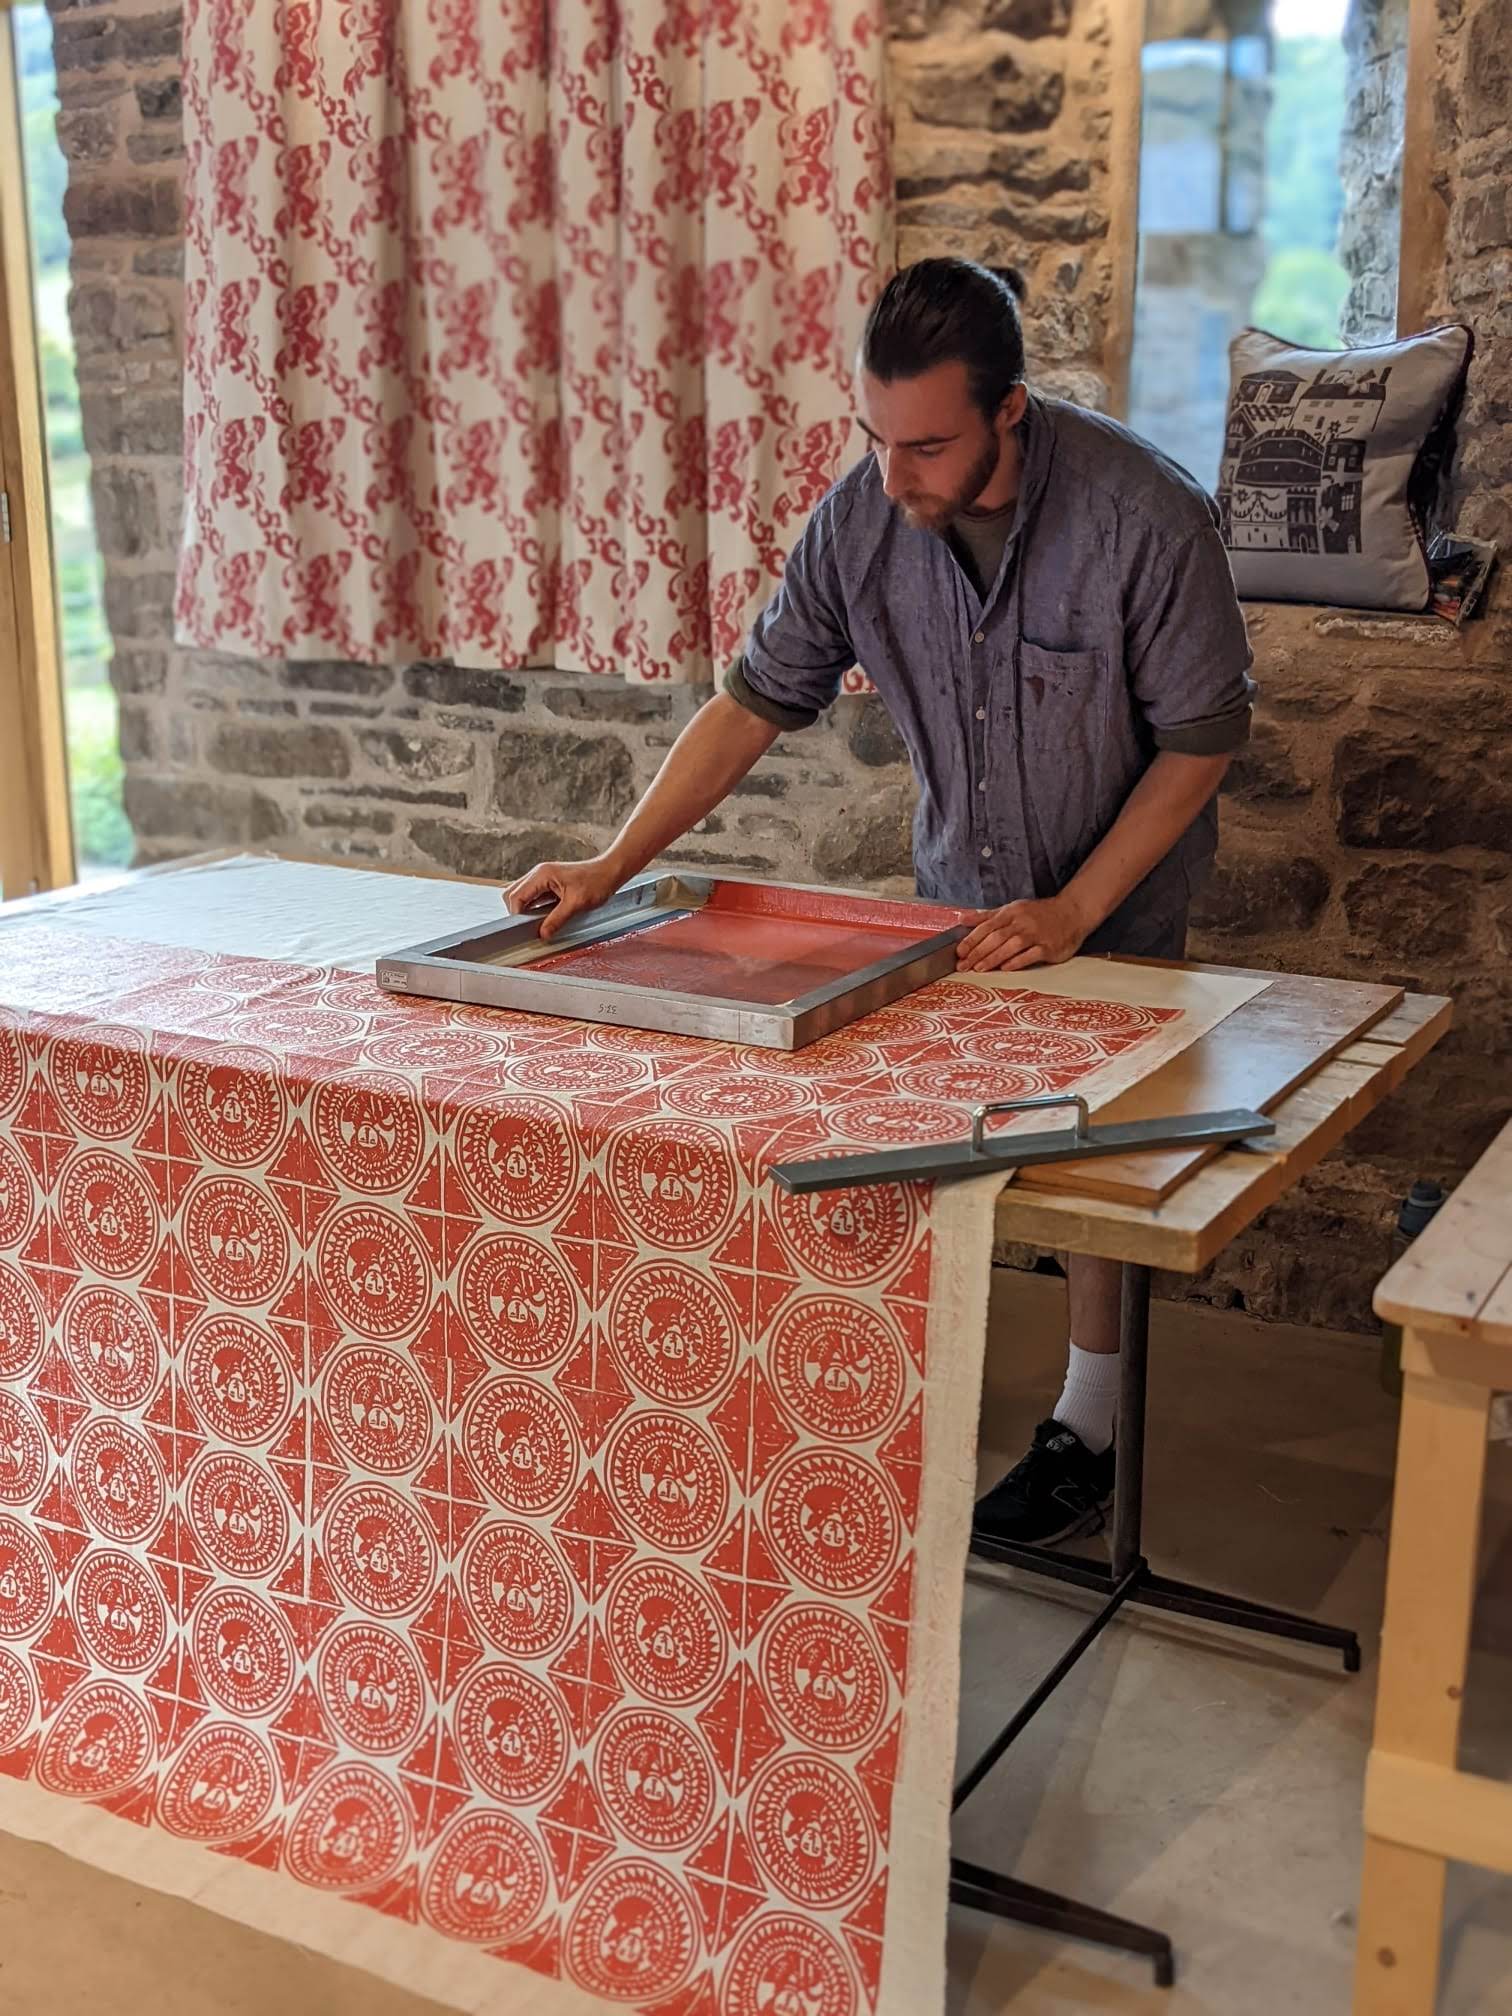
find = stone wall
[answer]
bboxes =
[1338,0,1409,343]
[49,0,1512,1332]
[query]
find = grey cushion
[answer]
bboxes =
[1216,323,1472,611]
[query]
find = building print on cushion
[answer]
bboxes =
[1217,359,1392,556]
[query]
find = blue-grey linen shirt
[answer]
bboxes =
[725,394,1256,950]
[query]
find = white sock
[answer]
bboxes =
[1053,1342,1119,1455]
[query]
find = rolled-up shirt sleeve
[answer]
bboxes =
[1127,514,1256,756]
[723,492,857,731]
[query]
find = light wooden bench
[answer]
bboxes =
[1354,1117,1512,2013]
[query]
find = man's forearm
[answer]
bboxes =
[1062,750,1231,933]
[604,692,781,880]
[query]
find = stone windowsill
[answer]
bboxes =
[1240,598,1505,665]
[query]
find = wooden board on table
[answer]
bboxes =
[1019,970,1406,1208]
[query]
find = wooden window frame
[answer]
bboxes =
[0,0,74,898]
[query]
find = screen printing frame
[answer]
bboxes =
[375,870,972,1049]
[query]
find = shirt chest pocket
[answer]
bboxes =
[1014,641,1111,868]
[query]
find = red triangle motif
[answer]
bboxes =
[95,1776,156,1828]
[0,1736,40,1781]
[885,1233,933,1307]
[27,1341,87,1456]
[842,1871,889,2009]
[399,1719,472,1846]
[491,1916,562,1981]
[869,1558,914,1692]
[404,1151,483,1276]
[270,1677,338,1802]
[416,1443,490,1558]
[548,1619,621,1747]
[643,1971,719,2016]
[411,1296,490,1420]
[20,1212,80,1322]
[142,1371,206,1487]
[539,1761,616,1898]
[15,1080,74,1192]
[857,1715,902,1847]
[33,1476,90,1580]
[702,1512,790,1648]
[557,1325,632,1455]
[411,1584,484,1702]
[133,1095,201,1215]
[30,1606,90,1716]
[685,1812,765,1952]
[695,1664,783,1799]
[878,1397,923,1530]
[140,1236,207,1353]
[708,1362,797,1495]
[266,1121,340,1244]
[347,1866,422,1924]
[552,1473,635,1603]
[211,1820,285,1870]
[145,1640,209,1750]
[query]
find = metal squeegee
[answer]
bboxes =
[769,1092,1276,1195]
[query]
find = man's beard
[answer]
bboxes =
[896,432,1002,534]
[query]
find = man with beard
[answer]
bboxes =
[508,258,1253,1545]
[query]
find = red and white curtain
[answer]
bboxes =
[175,0,892,683]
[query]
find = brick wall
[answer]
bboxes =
[49,0,1512,1331]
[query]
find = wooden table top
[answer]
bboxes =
[1375,1114,1512,1345]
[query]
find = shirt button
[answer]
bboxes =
[981,846,993,860]
[973,631,986,644]
[977,780,987,792]
[975,707,986,721]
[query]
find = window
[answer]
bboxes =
[1127,0,1404,495]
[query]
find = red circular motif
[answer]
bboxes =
[184,1314,294,1443]
[1011,994,1164,1034]
[421,1810,549,1946]
[38,1680,154,1799]
[457,1098,576,1225]
[747,1752,876,1909]
[459,1236,577,1368]
[895,1061,1048,1107]
[194,1589,297,1718]
[0,1265,42,1380]
[188,1451,290,1578]
[51,1029,149,1141]
[590,1024,702,1058]
[183,1177,289,1305]
[0,1139,34,1248]
[322,1346,433,1473]
[318,1622,426,1756]
[774,1184,915,1288]
[605,1412,729,1552]
[455,1661,570,1805]
[828,1097,966,1148]
[961,1027,1103,1070]
[764,1449,901,1597]
[506,1050,648,1095]
[318,1206,430,1340]
[74,1550,168,1674]
[0,1028,20,1118]
[770,1300,905,1443]
[464,1521,574,1659]
[865,1007,946,1044]
[909,977,990,1016]
[366,1026,504,1072]
[286,1762,410,1892]
[0,1645,34,1748]
[740,1036,883,1080]
[60,1151,158,1277]
[0,1393,47,1505]
[605,1560,727,1705]
[63,1286,157,1408]
[608,1263,738,1406]
[607,1119,735,1251]
[160,1723,278,1842]
[229,1003,366,1050]
[663,1075,810,1120]
[0,1516,53,1637]
[73,1419,166,1543]
[178,1048,287,1165]
[565,1860,700,2004]
[722,1915,857,2016]
[464,1379,578,1516]
[311,1072,422,1192]
[760,1606,889,1752]
[596,1708,717,1851]
[317,978,385,1015]
[324,1484,438,1618]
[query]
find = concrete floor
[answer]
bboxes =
[1,1270,1508,2015]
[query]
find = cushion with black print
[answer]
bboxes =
[1216,323,1472,612]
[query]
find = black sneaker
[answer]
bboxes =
[972,1419,1115,1546]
